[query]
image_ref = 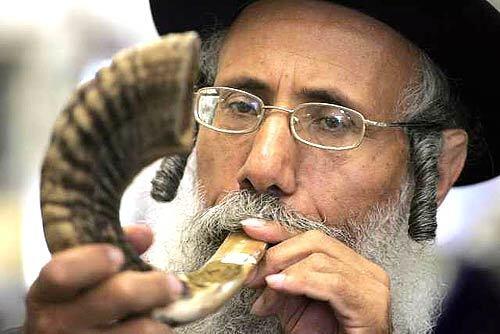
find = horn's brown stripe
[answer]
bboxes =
[42,198,117,226]
[41,32,199,271]
[76,91,113,148]
[53,101,129,203]
[41,154,92,188]
[52,130,93,175]
[86,64,150,186]
[43,170,119,220]
[77,85,131,177]
[83,86,114,132]
[92,72,123,133]
[41,183,92,206]
[45,172,94,197]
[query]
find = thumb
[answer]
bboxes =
[123,223,153,254]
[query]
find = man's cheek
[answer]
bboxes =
[296,161,399,223]
[195,131,252,204]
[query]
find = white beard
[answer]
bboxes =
[125,151,445,334]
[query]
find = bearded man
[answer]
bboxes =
[18,0,500,333]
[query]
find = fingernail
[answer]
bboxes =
[265,274,286,288]
[241,218,266,228]
[166,274,184,298]
[108,247,124,269]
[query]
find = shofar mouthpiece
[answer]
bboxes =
[153,231,267,326]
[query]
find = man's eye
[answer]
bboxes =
[227,101,258,115]
[318,115,348,131]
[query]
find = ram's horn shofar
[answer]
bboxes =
[154,230,267,325]
[39,31,267,327]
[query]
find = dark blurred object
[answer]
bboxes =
[435,262,500,333]
[149,0,500,186]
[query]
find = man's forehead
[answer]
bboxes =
[231,0,414,49]
[217,0,419,118]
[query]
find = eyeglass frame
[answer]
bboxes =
[193,86,441,151]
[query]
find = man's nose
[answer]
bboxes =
[236,113,297,196]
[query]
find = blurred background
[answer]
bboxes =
[0,0,499,330]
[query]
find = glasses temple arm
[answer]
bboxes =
[365,119,443,129]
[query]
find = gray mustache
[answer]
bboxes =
[183,189,353,250]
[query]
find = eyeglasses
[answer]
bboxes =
[193,86,438,151]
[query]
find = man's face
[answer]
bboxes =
[196,0,419,225]
[147,4,446,332]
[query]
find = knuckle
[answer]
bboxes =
[87,244,120,270]
[110,271,167,312]
[303,229,326,242]
[330,272,346,291]
[150,271,167,288]
[289,270,307,286]
[308,252,327,263]
[263,247,280,269]
[111,274,137,301]
[149,272,171,299]
[39,261,69,290]
[94,244,116,260]
[306,252,329,270]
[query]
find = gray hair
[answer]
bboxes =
[198,30,228,87]
[401,53,464,241]
[196,31,465,242]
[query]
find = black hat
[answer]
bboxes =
[149,0,500,186]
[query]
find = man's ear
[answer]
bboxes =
[437,129,468,205]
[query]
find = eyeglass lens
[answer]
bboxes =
[293,104,364,148]
[197,87,262,132]
[196,87,365,149]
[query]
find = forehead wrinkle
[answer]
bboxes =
[220,47,362,83]
[221,27,393,91]
[220,1,419,120]
[217,55,369,116]
[232,0,418,74]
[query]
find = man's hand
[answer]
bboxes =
[23,225,182,334]
[243,220,392,334]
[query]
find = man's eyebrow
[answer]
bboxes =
[298,88,356,110]
[220,77,271,93]
[219,78,358,110]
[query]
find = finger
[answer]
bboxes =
[241,219,296,243]
[266,271,390,330]
[67,270,183,327]
[250,287,284,316]
[123,224,154,254]
[252,288,338,334]
[264,253,352,303]
[29,244,124,303]
[266,271,347,308]
[251,254,341,315]
[246,230,388,287]
[264,256,389,316]
[102,316,173,334]
[282,301,339,334]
